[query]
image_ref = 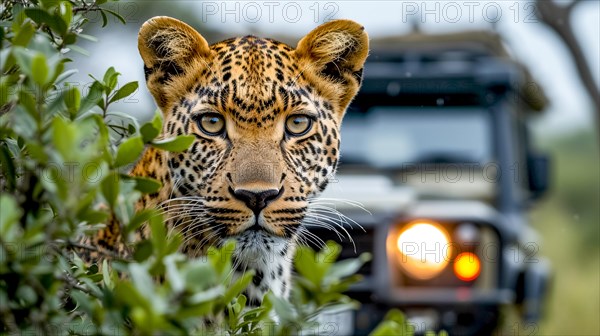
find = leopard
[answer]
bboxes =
[83,16,369,307]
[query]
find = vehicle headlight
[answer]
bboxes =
[392,221,452,280]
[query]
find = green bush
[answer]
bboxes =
[0,1,374,334]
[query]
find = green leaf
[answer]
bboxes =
[207,240,235,278]
[102,8,126,25]
[78,209,109,225]
[100,10,108,27]
[48,59,66,86]
[185,262,217,291]
[78,34,98,42]
[64,86,81,118]
[24,8,54,26]
[223,271,254,304]
[127,209,158,235]
[31,53,49,85]
[0,50,12,75]
[58,1,73,27]
[324,252,371,285]
[62,32,77,45]
[175,301,214,319]
[102,260,114,289]
[371,309,414,336]
[52,117,76,159]
[69,44,90,56]
[17,90,37,120]
[133,240,153,262]
[187,286,224,305]
[24,8,67,35]
[267,292,297,323]
[150,212,167,256]
[40,0,61,9]
[12,47,32,77]
[103,66,118,92]
[55,69,78,84]
[319,240,342,263]
[114,136,144,167]
[132,176,161,194]
[0,81,8,107]
[294,245,325,286]
[87,263,99,275]
[79,81,103,114]
[0,144,16,191]
[151,135,194,152]
[12,21,35,46]
[139,123,159,143]
[129,264,154,308]
[109,81,138,104]
[164,254,184,292]
[101,172,120,208]
[0,195,22,242]
[140,112,163,142]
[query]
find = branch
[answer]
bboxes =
[535,0,600,132]
[56,273,97,297]
[567,0,582,12]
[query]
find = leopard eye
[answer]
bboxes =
[285,115,313,136]
[196,113,225,136]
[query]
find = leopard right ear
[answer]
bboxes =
[138,16,212,108]
[295,20,369,116]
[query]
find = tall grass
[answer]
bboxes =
[531,128,600,335]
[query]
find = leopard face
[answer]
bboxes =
[134,16,368,301]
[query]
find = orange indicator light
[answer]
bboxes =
[454,252,481,282]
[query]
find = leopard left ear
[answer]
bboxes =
[138,16,212,110]
[296,20,369,112]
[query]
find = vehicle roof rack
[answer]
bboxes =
[358,31,548,112]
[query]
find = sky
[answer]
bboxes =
[73,0,600,137]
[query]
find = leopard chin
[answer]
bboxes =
[227,230,296,305]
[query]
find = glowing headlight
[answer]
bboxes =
[394,221,452,280]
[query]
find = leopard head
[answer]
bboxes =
[137,17,368,272]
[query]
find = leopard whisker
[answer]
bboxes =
[304,210,357,252]
[304,211,355,240]
[307,203,366,232]
[302,219,344,241]
[169,216,213,233]
[302,217,342,233]
[160,207,206,217]
[310,197,371,214]
[296,226,326,249]
[159,196,205,206]
[180,225,220,248]
[193,227,225,254]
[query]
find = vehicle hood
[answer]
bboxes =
[317,174,415,213]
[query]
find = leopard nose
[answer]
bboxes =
[230,187,284,215]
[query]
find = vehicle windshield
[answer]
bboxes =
[340,107,493,168]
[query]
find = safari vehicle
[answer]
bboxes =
[310,31,552,335]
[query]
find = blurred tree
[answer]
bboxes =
[535,0,600,134]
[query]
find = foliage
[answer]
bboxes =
[536,130,600,253]
[523,128,600,335]
[0,1,371,334]
[369,309,450,336]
